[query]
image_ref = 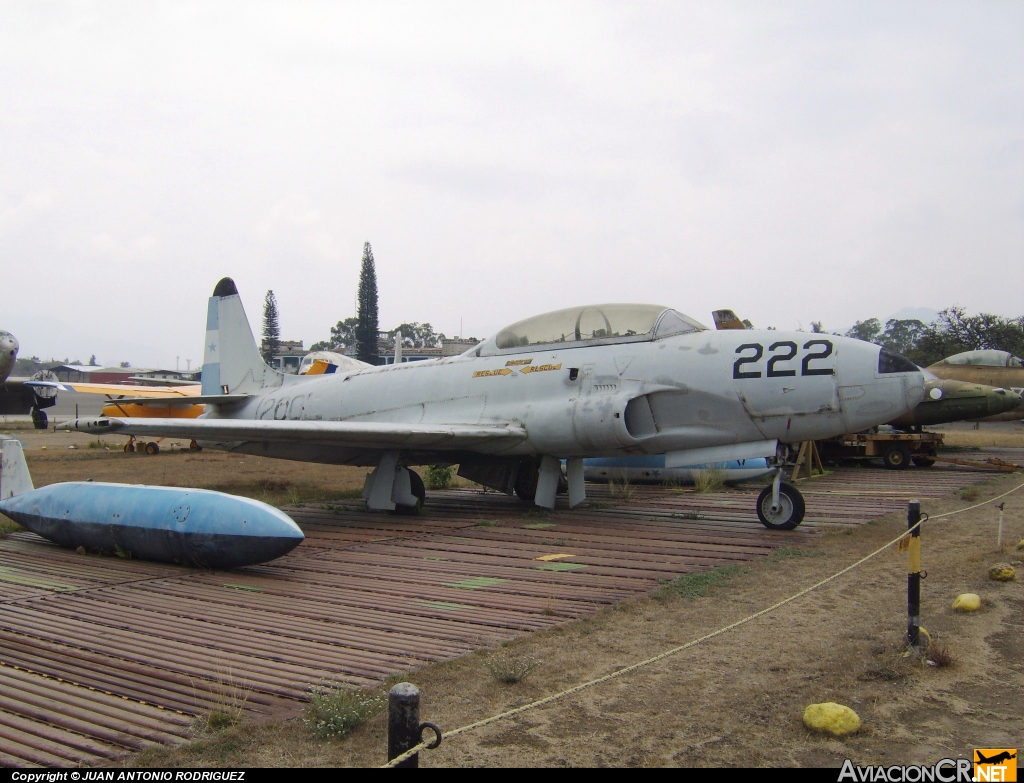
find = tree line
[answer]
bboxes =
[835,308,1024,366]
[262,242,451,368]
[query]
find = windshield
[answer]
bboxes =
[484,304,706,355]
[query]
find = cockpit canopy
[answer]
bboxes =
[478,304,708,356]
[936,350,1024,369]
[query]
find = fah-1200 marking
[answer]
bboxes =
[63,278,925,530]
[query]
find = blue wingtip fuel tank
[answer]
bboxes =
[0,439,303,569]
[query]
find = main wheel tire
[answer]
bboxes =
[514,459,539,503]
[31,409,47,430]
[912,453,936,467]
[393,469,426,515]
[756,482,806,530]
[144,441,160,455]
[124,441,136,453]
[882,445,911,470]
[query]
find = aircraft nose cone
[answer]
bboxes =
[0,334,17,358]
[905,370,926,408]
[991,387,1023,416]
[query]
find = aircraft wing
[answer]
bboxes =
[60,417,528,449]
[26,381,202,398]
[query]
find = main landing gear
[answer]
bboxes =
[756,463,806,531]
[31,408,47,430]
[363,453,427,514]
[392,469,426,515]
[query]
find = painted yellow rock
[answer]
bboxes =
[802,702,861,736]
[988,563,1016,582]
[952,593,981,611]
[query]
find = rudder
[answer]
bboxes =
[1,438,34,499]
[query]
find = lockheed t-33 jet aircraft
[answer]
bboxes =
[64,279,925,530]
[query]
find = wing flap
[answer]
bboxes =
[60,417,527,449]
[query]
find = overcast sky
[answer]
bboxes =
[2,1,1022,369]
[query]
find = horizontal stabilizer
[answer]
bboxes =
[59,417,528,450]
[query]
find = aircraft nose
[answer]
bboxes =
[991,387,1023,416]
[837,341,924,431]
[0,334,17,358]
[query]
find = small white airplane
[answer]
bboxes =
[63,278,926,530]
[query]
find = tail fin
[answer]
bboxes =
[201,278,283,396]
[1,439,34,499]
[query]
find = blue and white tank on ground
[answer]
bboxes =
[0,439,303,568]
[582,455,773,484]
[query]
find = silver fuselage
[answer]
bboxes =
[204,328,924,466]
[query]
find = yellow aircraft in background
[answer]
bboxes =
[33,352,365,452]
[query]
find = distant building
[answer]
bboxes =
[54,365,199,385]
[440,339,481,357]
[129,369,200,386]
[262,339,308,374]
[337,335,480,365]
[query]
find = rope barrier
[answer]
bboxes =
[382,478,1024,767]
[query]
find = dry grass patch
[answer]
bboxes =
[939,429,1024,449]
[0,514,22,537]
[192,670,252,731]
[959,487,980,501]
[609,478,637,502]
[693,468,727,494]
[486,652,540,684]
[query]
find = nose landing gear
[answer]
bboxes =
[756,460,806,531]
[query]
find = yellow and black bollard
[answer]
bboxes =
[907,500,922,651]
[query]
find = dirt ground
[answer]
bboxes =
[131,475,1022,768]
[4,427,1022,767]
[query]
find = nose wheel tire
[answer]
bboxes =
[756,482,805,531]
[392,469,426,515]
[882,445,911,470]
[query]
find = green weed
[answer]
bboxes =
[663,565,743,599]
[424,465,455,490]
[304,682,384,739]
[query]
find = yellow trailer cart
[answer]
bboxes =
[817,431,944,470]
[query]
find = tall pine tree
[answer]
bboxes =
[262,289,281,365]
[355,242,379,365]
